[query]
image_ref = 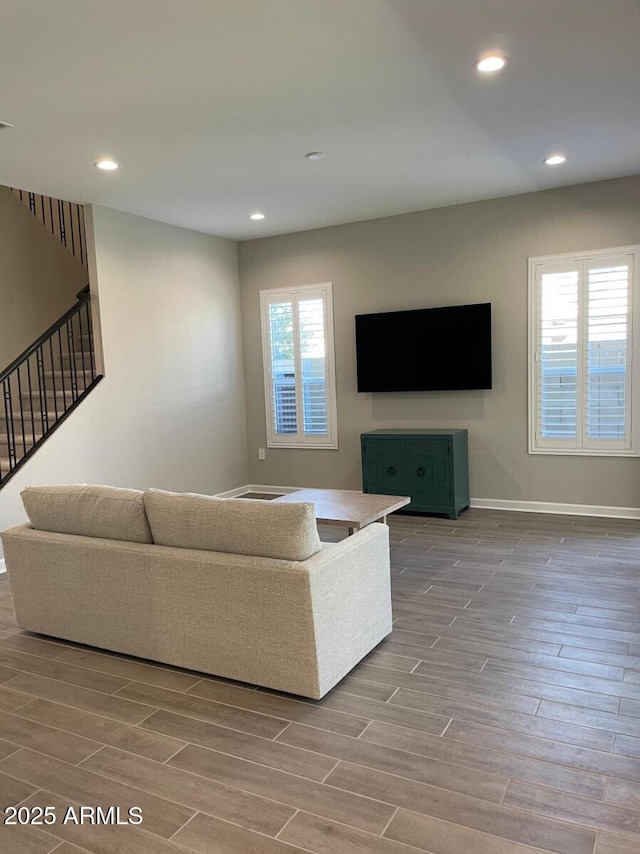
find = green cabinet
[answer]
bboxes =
[361,429,470,519]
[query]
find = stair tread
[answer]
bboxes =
[20,387,93,398]
[59,354,94,360]
[1,414,61,422]
[45,369,95,375]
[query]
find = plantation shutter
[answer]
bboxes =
[261,284,337,448]
[267,300,298,435]
[531,251,635,453]
[299,296,329,436]
[537,264,580,445]
[584,257,631,446]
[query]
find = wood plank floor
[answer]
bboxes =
[0,508,639,854]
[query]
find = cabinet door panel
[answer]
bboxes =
[406,440,451,505]
[363,441,406,494]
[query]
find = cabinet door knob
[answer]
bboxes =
[387,466,396,476]
[416,467,425,476]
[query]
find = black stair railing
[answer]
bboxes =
[11,188,87,268]
[0,285,103,488]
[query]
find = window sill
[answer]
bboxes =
[529,447,640,458]
[267,441,339,450]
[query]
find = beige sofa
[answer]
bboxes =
[1,485,392,699]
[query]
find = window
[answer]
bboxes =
[528,246,639,456]
[261,283,338,448]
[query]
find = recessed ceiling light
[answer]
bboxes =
[305,152,326,160]
[476,55,508,73]
[544,154,567,166]
[249,212,265,220]
[94,159,120,171]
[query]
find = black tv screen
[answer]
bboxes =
[355,302,492,392]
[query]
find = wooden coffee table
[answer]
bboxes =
[273,488,410,534]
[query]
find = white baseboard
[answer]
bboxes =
[214,484,253,499]
[470,497,640,520]
[0,559,5,575]
[215,484,640,520]
[214,483,300,499]
[247,483,303,495]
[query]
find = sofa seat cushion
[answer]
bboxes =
[144,489,322,561]
[21,485,153,544]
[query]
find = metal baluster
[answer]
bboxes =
[36,347,47,435]
[58,199,67,249]
[78,206,85,267]
[67,319,79,402]
[44,344,52,426]
[77,307,88,386]
[69,204,76,260]
[48,337,59,421]
[85,302,96,380]
[4,375,17,471]
[26,356,36,441]
[57,329,67,409]
[1,379,10,479]
[69,313,79,394]
[69,314,84,396]
[15,365,27,457]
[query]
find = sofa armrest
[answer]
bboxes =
[303,522,392,696]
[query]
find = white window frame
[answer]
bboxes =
[528,244,640,456]
[260,282,338,449]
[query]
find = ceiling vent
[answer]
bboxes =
[0,121,14,131]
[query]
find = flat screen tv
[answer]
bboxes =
[355,302,492,392]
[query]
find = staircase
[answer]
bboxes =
[10,187,87,268]
[0,286,103,488]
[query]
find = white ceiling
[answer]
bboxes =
[1,0,639,240]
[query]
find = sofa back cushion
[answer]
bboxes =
[21,485,153,544]
[144,489,321,561]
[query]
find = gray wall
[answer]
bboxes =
[239,174,640,509]
[0,205,248,552]
[0,185,87,369]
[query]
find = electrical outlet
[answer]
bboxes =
[258,448,266,460]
